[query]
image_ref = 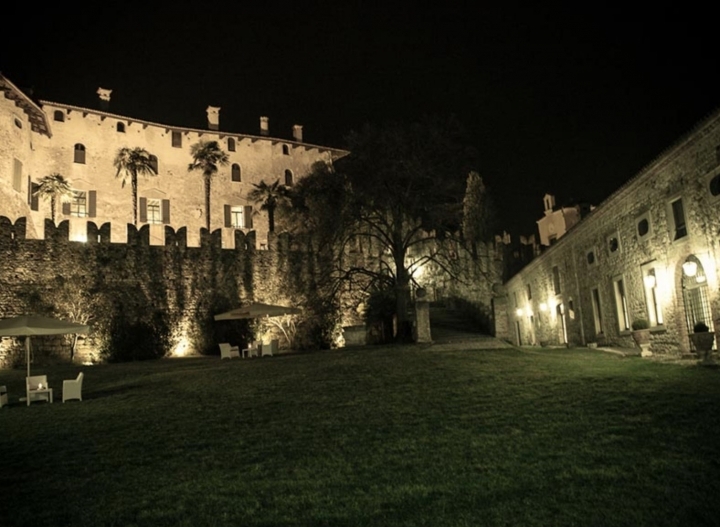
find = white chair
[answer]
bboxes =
[219,343,240,359]
[262,339,278,357]
[0,385,8,408]
[27,375,53,406]
[63,372,84,402]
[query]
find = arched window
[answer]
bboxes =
[282,144,290,155]
[53,110,65,122]
[710,174,720,197]
[74,144,86,164]
[228,138,236,152]
[284,169,293,186]
[117,122,126,133]
[231,164,241,182]
[149,155,159,174]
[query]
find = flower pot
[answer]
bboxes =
[690,331,716,365]
[631,329,652,356]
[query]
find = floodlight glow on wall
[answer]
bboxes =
[515,308,524,317]
[539,302,548,311]
[682,261,698,277]
[643,273,656,288]
[525,306,533,317]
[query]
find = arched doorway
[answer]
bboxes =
[681,255,715,345]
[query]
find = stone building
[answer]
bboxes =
[0,73,347,247]
[499,108,720,356]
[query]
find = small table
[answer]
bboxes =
[27,388,53,406]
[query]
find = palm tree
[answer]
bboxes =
[113,147,157,226]
[247,179,289,233]
[35,173,73,223]
[188,140,229,231]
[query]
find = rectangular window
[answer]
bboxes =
[526,284,532,301]
[13,158,23,192]
[70,191,88,217]
[670,197,687,240]
[552,266,561,294]
[171,131,182,148]
[591,288,603,335]
[613,277,630,332]
[29,180,40,211]
[225,205,253,228]
[643,267,663,327]
[139,197,170,224]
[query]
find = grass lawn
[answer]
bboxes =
[1,345,719,527]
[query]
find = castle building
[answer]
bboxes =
[0,74,348,247]
[498,108,720,356]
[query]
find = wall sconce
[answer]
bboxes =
[682,260,697,277]
[643,273,656,288]
[525,306,533,317]
[515,308,524,317]
[539,302,548,311]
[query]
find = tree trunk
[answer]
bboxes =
[204,174,212,231]
[394,237,413,342]
[268,205,275,233]
[51,197,56,223]
[132,171,138,226]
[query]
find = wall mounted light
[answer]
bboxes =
[515,308,524,317]
[539,302,548,311]
[644,273,656,288]
[682,260,698,277]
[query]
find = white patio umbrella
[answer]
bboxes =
[0,315,90,377]
[214,302,301,321]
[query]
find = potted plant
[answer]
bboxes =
[631,318,652,356]
[690,321,716,365]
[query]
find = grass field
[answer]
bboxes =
[1,345,719,527]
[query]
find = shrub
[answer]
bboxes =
[631,319,650,331]
[693,321,710,333]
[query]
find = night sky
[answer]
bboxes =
[2,5,717,236]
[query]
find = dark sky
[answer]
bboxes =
[2,5,717,236]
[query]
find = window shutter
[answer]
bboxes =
[139,197,147,223]
[62,202,71,216]
[162,199,170,224]
[27,176,32,205]
[224,205,231,228]
[244,206,253,229]
[88,191,97,218]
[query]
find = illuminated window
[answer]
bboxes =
[171,131,182,148]
[147,199,162,224]
[231,164,241,182]
[282,144,290,155]
[284,169,293,186]
[53,110,64,122]
[613,277,630,332]
[670,197,687,240]
[74,144,86,164]
[591,288,603,335]
[228,138,236,152]
[224,205,253,229]
[70,191,88,217]
[117,122,125,133]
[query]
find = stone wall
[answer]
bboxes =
[500,109,720,356]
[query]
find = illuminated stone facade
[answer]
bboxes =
[500,110,720,356]
[0,74,347,247]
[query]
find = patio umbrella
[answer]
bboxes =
[214,302,301,321]
[0,315,90,377]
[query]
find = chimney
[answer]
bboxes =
[206,106,220,131]
[543,193,556,214]
[292,124,303,142]
[260,116,269,136]
[97,88,112,111]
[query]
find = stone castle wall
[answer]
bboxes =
[501,109,720,356]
